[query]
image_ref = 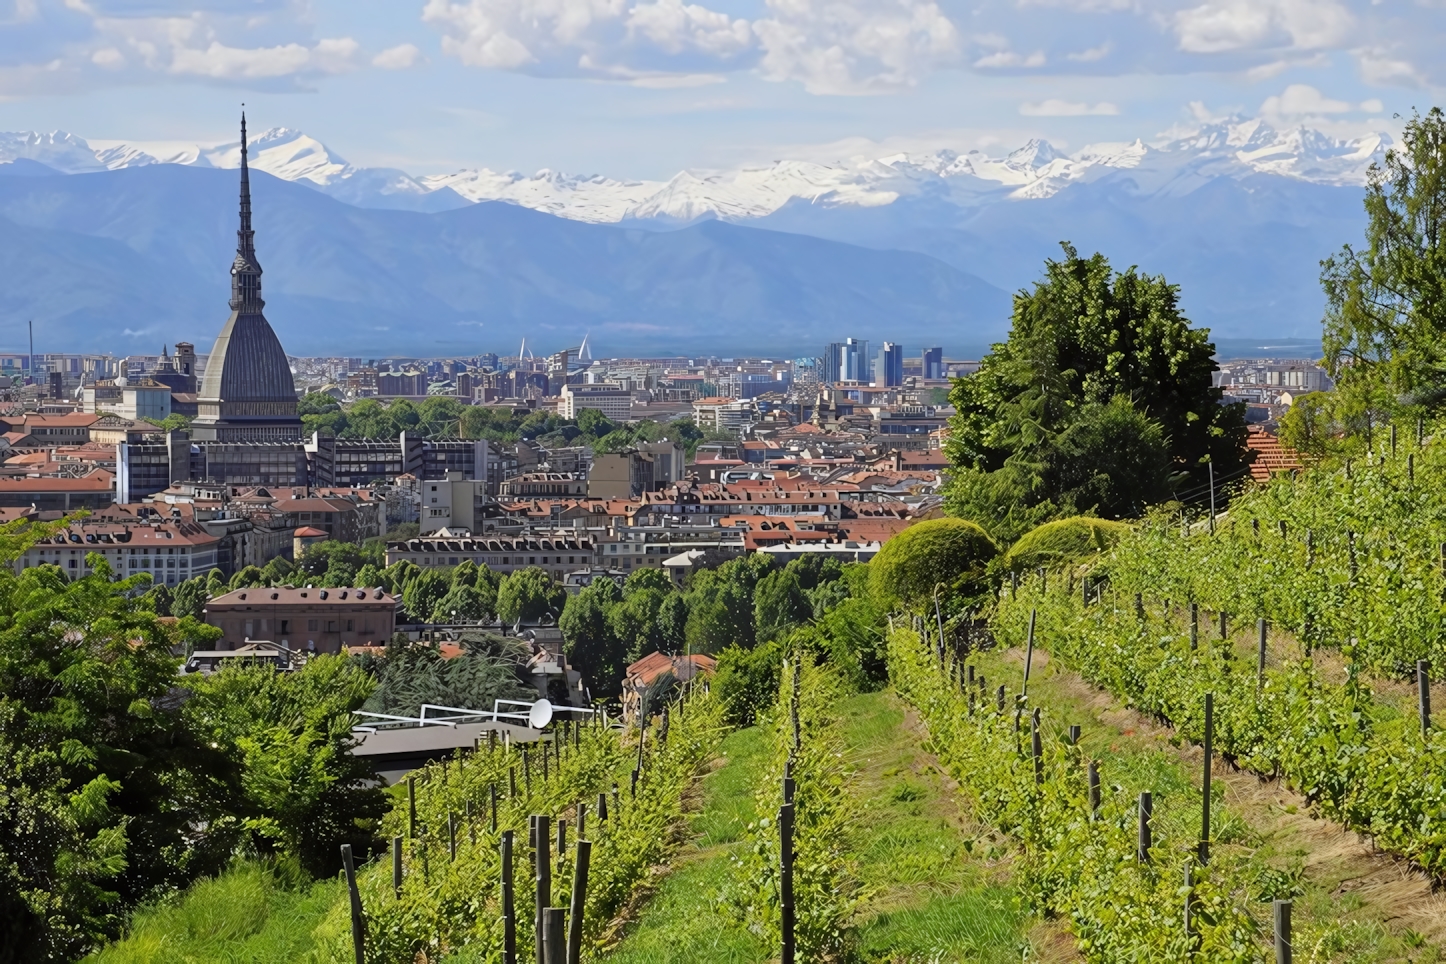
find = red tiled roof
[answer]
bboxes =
[1244,427,1302,482]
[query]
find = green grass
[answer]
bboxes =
[601,725,773,964]
[88,860,347,964]
[839,691,1030,964]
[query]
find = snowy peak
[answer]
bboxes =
[0,118,1389,220]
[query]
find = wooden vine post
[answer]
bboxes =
[340,843,365,964]
[501,830,517,964]
[1200,692,1214,866]
[1257,619,1268,688]
[566,840,591,964]
[1420,660,1432,739]
[1023,608,1036,692]
[1137,792,1153,864]
[391,835,402,899]
[535,815,552,964]
[1274,899,1293,964]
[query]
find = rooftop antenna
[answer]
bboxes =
[28,320,33,387]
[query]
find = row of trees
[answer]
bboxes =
[298,393,729,456]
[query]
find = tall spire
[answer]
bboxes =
[229,111,264,313]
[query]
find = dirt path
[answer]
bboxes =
[988,645,1446,957]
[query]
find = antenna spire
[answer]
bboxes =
[229,110,264,313]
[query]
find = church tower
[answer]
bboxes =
[191,113,302,443]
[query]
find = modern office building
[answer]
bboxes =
[875,342,903,387]
[823,338,871,384]
[923,347,944,380]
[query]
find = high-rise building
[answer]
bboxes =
[875,342,903,387]
[823,338,870,384]
[923,347,944,380]
[191,114,302,443]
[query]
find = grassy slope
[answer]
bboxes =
[87,861,347,964]
[840,690,1034,964]
[601,725,773,964]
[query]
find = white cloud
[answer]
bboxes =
[1174,0,1353,55]
[169,37,358,79]
[373,43,423,69]
[974,48,1045,68]
[1360,97,1383,113]
[1066,42,1111,62]
[1260,83,1351,119]
[627,0,753,57]
[753,0,962,94]
[1355,46,1425,87]
[1019,98,1118,115]
[91,47,124,69]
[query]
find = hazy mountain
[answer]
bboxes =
[0,118,1382,352]
[0,165,1008,358]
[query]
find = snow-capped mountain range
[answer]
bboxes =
[0,120,1390,223]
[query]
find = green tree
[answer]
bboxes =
[560,583,628,699]
[657,591,689,653]
[1278,392,1348,463]
[261,555,294,586]
[945,244,1247,542]
[496,567,566,623]
[181,655,384,878]
[451,559,478,588]
[684,556,773,653]
[1323,108,1446,418]
[401,568,451,624]
[753,568,810,643]
[355,563,383,590]
[576,408,614,438]
[431,584,491,623]
[170,577,209,620]
[228,565,264,590]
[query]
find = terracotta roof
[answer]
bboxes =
[294,526,329,537]
[625,651,717,687]
[1244,427,1302,482]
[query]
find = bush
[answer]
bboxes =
[713,639,782,726]
[1004,516,1130,573]
[869,518,999,608]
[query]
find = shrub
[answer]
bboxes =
[713,639,782,726]
[1003,516,1129,573]
[869,518,999,608]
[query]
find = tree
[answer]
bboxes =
[945,244,1247,542]
[171,577,209,620]
[560,584,628,699]
[1003,516,1130,573]
[262,555,294,586]
[656,592,689,654]
[1322,108,1446,418]
[228,565,264,590]
[431,584,491,623]
[1278,392,1347,463]
[496,567,566,624]
[355,563,383,590]
[753,568,810,643]
[401,568,450,624]
[870,518,999,609]
[576,408,614,438]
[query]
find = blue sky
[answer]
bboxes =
[0,0,1437,178]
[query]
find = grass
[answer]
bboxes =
[839,690,1032,964]
[87,860,347,964]
[600,724,773,964]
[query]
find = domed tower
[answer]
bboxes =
[191,113,302,443]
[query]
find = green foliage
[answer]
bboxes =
[713,639,783,726]
[261,555,294,587]
[1004,516,1130,573]
[684,555,775,654]
[889,626,1260,963]
[730,655,859,959]
[1322,107,1446,420]
[753,568,811,643]
[400,568,450,624]
[181,656,385,878]
[869,518,998,609]
[141,413,192,433]
[561,582,629,700]
[320,687,726,963]
[170,577,208,620]
[1277,391,1353,464]
[496,566,566,624]
[228,565,265,590]
[945,244,1247,543]
[360,635,533,717]
[429,583,492,623]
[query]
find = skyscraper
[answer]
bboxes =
[192,114,302,443]
[923,346,944,380]
[875,342,903,386]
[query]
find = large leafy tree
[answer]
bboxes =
[496,567,566,624]
[560,583,629,698]
[945,244,1247,542]
[1322,107,1446,420]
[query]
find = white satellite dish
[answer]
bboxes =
[528,698,554,730]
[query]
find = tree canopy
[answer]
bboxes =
[945,244,1247,543]
[1322,107,1446,424]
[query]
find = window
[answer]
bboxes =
[68,559,77,569]
[308,619,318,631]
[327,620,337,632]
[280,619,290,634]
[244,620,253,637]
[346,619,354,631]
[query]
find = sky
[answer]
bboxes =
[0,0,1439,179]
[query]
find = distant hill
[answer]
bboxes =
[0,165,1009,357]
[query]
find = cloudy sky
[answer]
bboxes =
[0,0,1434,177]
